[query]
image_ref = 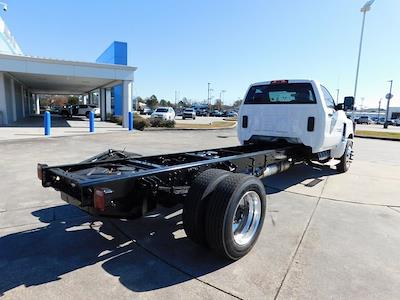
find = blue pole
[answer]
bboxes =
[128,111,133,131]
[44,111,51,136]
[89,111,95,132]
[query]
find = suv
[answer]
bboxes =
[75,105,100,118]
[151,107,175,120]
[357,116,372,124]
[182,108,196,120]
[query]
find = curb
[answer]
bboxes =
[355,134,400,142]
[144,123,237,131]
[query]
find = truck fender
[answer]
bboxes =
[331,122,354,159]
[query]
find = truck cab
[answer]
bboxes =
[238,79,354,160]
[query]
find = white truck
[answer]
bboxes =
[238,79,354,173]
[38,79,355,260]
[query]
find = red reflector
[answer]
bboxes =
[37,163,47,180]
[94,188,113,212]
[94,189,106,211]
[271,80,288,85]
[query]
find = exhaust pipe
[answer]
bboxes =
[260,160,292,178]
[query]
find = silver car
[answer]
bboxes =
[182,108,196,120]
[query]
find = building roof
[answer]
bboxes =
[0,53,137,94]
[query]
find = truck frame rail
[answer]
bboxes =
[38,143,308,218]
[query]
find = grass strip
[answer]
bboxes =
[355,130,400,140]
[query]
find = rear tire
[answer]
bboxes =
[337,139,353,173]
[205,173,266,260]
[183,169,230,245]
[85,111,90,118]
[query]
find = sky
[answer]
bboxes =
[2,0,400,107]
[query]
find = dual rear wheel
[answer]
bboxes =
[183,169,266,260]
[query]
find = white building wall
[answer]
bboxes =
[0,72,7,125]
[0,72,28,125]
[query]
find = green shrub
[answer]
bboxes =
[134,114,150,130]
[149,118,175,128]
[109,115,123,126]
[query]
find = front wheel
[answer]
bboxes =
[336,139,353,173]
[205,173,266,260]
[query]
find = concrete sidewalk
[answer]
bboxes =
[0,115,126,141]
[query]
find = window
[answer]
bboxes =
[320,85,335,109]
[244,83,316,104]
[155,108,168,113]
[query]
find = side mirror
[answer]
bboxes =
[343,96,354,111]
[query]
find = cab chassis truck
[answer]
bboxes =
[38,80,355,260]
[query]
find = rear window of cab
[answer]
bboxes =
[244,83,316,104]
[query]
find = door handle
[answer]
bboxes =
[328,113,333,117]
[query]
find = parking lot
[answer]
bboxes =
[1,129,400,299]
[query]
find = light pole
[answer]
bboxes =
[336,89,340,103]
[353,0,375,117]
[220,90,226,102]
[207,83,213,107]
[384,80,393,128]
[378,98,382,123]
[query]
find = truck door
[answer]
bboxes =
[320,86,343,148]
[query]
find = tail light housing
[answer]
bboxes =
[242,115,248,128]
[94,188,113,212]
[37,163,47,181]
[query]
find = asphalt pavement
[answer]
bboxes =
[1,129,400,299]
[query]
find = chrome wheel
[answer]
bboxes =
[232,191,262,246]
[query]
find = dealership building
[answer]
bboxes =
[0,17,136,127]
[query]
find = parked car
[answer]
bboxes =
[60,105,74,118]
[393,118,400,126]
[196,109,209,116]
[140,107,153,115]
[151,107,175,120]
[210,110,223,117]
[182,108,196,120]
[227,111,238,118]
[74,105,100,118]
[50,105,61,114]
[175,108,183,116]
[357,116,372,124]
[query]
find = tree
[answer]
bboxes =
[178,97,190,108]
[214,99,223,111]
[68,96,79,105]
[233,99,243,108]
[146,95,158,109]
[136,96,145,104]
[159,99,168,107]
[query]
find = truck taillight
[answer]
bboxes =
[270,80,288,85]
[94,188,113,212]
[37,163,47,180]
[242,116,248,128]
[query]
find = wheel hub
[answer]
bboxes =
[232,191,262,246]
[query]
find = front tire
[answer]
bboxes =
[337,139,353,173]
[205,173,266,260]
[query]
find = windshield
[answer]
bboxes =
[184,109,193,112]
[155,108,169,113]
[244,83,316,104]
